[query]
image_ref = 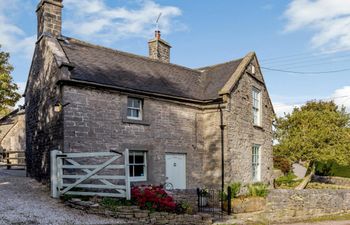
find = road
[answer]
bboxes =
[0,168,125,225]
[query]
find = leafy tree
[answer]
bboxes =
[0,45,21,116]
[273,101,350,189]
[274,101,350,166]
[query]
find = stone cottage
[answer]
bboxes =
[0,108,26,166]
[25,0,274,189]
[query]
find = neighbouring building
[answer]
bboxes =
[25,0,275,189]
[0,108,26,166]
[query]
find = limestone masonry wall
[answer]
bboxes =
[262,189,350,222]
[312,175,350,187]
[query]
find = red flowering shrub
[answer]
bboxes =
[131,185,177,212]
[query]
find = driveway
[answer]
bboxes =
[0,168,126,225]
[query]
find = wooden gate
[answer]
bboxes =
[0,150,26,169]
[50,149,130,199]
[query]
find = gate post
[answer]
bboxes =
[124,149,131,200]
[6,152,11,170]
[227,186,232,215]
[50,150,60,198]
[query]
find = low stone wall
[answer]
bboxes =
[66,199,212,225]
[312,175,350,186]
[169,189,198,212]
[261,189,350,222]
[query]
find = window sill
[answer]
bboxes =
[130,177,147,182]
[122,118,150,126]
[253,125,264,130]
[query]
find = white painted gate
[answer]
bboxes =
[165,153,186,189]
[50,149,130,199]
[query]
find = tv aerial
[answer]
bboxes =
[156,12,162,31]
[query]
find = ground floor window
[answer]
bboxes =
[252,144,261,182]
[129,151,147,181]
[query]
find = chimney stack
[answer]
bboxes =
[36,0,63,38]
[148,30,171,63]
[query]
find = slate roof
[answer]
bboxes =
[58,37,244,101]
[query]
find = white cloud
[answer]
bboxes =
[14,82,26,108]
[63,0,184,42]
[332,86,350,111]
[0,0,35,58]
[273,102,300,117]
[273,86,350,118]
[284,0,350,51]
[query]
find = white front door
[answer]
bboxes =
[165,154,186,189]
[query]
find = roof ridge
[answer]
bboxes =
[196,57,244,71]
[60,36,201,75]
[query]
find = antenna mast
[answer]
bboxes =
[156,12,162,31]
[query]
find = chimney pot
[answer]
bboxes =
[155,30,161,40]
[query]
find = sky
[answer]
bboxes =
[1,0,350,116]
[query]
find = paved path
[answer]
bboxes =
[0,168,125,225]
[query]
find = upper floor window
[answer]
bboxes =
[252,88,261,126]
[129,151,147,182]
[127,97,143,120]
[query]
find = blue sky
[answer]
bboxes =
[1,0,350,116]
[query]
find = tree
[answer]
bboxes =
[274,101,350,188]
[0,45,21,116]
[274,101,350,165]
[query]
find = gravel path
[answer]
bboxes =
[0,168,126,225]
[281,221,350,225]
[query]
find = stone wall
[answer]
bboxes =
[62,85,220,188]
[312,175,350,186]
[67,200,212,225]
[169,189,198,212]
[262,189,350,222]
[25,37,66,181]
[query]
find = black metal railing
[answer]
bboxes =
[197,186,233,217]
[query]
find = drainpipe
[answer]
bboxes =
[218,104,225,211]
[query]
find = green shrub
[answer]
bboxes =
[273,157,292,174]
[275,172,303,189]
[247,183,269,197]
[219,182,241,200]
[315,161,335,176]
[228,182,241,198]
[101,197,132,211]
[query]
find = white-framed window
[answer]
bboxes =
[129,151,147,182]
[127,97,143,120]
[252,88,261,126]
[252,144,261,182]
[251,65,256,74]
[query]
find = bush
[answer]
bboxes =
[228,182,241,198]
[101,197,132,211]
[247,183,269,197]
[131,185,176,213]
[273,157,292,174]
[315,161,335,176]
[219,182,241,201]
[175,201,193,214]
[274,172,302,188]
